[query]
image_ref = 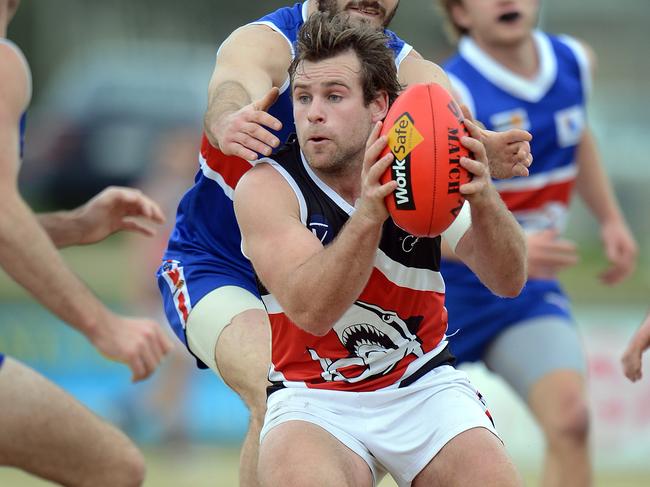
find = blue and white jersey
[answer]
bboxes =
[440,31,590,362]
[445,31,590,234]
[162,2,413,294]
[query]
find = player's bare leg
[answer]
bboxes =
[259,420,373,487]
[528,370,591,487]
[413,427,522,487]
[215,308,271,487]
[0,357,145,487]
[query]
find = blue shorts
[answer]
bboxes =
[157,252,260,369]
[0,353,4,369]
[443,273,573,364]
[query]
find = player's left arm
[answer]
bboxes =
[575,128,637,284]
[448,124,527,297]
[399,51,532,179]
[38,186,166,248]
[573,40,637,285]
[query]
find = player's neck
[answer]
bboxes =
[312,165,362,206]
[472,34,539,79]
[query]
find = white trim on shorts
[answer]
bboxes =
[260,366,499,486]
[185,286,265,376]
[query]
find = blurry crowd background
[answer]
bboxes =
[1,0,649,484]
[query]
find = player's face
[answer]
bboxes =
[319,0,400,28]
[452,0,539,46]
[292,50,380,175]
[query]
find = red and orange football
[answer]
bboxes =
[381,83,472,237]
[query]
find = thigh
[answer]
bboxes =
[259,420,373,487]
[413,426,522,487]
[484,315,586,401]
[0,357,141,485]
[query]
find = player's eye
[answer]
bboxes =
[328,94,342,102]
[296,94,311,104]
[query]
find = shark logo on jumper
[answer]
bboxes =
[307,214,332,244]
[387,113,423,211]
[308,301,424,383]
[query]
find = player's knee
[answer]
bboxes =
[248,400,267,430]
[97,437,146,487]
[113,445,146,487]
[548,399,590,446]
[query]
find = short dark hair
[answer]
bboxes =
[289,12,402,106]
[436,0,468,43]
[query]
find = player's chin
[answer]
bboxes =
[492,26,530,46]
[346,11,384,28]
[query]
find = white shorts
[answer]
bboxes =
[260,365,498,486]
[185,286,265,376]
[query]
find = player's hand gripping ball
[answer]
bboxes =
[381,83,472,237]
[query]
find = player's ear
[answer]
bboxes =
[370,90,389,123]
[450,2,470,31]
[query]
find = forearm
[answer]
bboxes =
[204,80,252,132]
[576,129,624,224]
[37,208,83,248]
[282,213,383,335]
[462,196,527,296]
[0,194,109,337]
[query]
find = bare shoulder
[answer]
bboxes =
[0,42,30,117]
[398,53,452,92]
[235,162,297,216]
[219,24,292,67]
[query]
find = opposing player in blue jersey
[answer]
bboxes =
[436,1,638,485]
[0,1,173,484]
[158,2,533,485]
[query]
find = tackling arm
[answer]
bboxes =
[203,25,292,159]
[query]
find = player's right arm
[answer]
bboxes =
[235,124,396,336]
[203,25,292,160]
[0,44,172,381]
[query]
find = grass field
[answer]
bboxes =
[1,445,650,486]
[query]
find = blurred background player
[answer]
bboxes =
[0,0,173,485]
[622,310,650,382]
[436,0,638,485]
[158,2,532,485]
[234,13,526,486]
